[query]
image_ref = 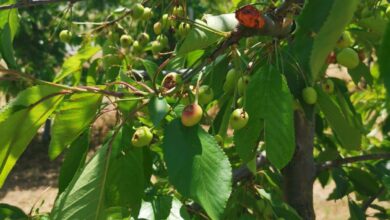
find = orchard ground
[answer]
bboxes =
[0,66,387,219]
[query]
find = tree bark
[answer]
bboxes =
[283,110,316,220]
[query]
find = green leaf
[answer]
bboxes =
[234,66,295,168]
[328,168,350,200]
[0,0,19,39]
[208,55,229,98]
[272,203,302,220]
[256,188,302,220]
[177,14,236,56]
[177,20,222,56]
[186,50,204,67]
[117,99,139,116]
[54,45,101,82]
[58,131,89,193]
[382,175,390,192]
[0,85,63,123]
[163,119,232,220]
[348,62,373,86]
[379,21,390,106]
[0,23,17,68]
[294,0,359,81]
[317,88,361,150]
[52,127,146,219]
[358,15,388,37]
[214,96,233,138]
[0,0,19,68]
[203,13,238,32]
[101,207,130,220]
[0,94,63,187]
[0,203,28,220]
[348,167,380,197]
[105,126,145,216]
[49,93,102,159]
[142,59,159,80]
[51,144,110,220]
[138,196,190,220]
[148,96,170,127]
[348,199,366,220]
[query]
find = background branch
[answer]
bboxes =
[317,153,390,173]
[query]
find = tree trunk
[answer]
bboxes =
[283,110,316,220]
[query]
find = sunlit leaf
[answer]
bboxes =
[54,45,101,82]
[49,93,102,159]
[0,94,63,187]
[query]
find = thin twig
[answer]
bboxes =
[106,81,148,96]
[0,68,136,98]
[90,9,132,33]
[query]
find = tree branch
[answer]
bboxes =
[316,153,390,173]
[0,0,79,11]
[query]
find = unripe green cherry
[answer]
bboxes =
[322,79,335,94]
[131,126,153,147]
[172,5,184,17]
[142,7,153,20]
[178,22,190,37]
[153,22,162,35]
[151,40,163,54]
[59,30,72,43]
[223,68,239,92]
[198,85,214,105]
[161,72,182,94]
[181,103,203,127]
[120,34,133,48]
[302,87,317,105]
[229,108,249,130]
[157,34,169,48]
[132,40,143,53]
[237,75,250,95]
[337,48,359,69]
[131,3,145,19]
[161,14,170,31]
[138,32,150,45]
